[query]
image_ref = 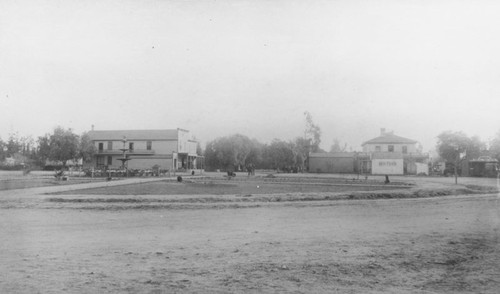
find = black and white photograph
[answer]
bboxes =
[1,0,499,293]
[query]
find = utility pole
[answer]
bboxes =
[453,145,467,185]
[454,148,458,185]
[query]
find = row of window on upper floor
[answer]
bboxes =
[375,145,408,153]
[97,141,152,151]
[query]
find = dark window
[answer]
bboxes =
[97,156,104,166]
[402,146,408,154]
[388,145,394,152]
[375,146,381,152]
[107,156,112,165]
[147,141,152,150]
[107,141,113,150]
[98,143,103,151]
[129,142,134,151]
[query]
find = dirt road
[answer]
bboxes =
[1,193,499,293]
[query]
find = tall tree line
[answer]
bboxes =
[203,112,323,172]
[204,135,313,172]
[0,127,96,169]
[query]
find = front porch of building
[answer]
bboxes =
[176,153,204,171]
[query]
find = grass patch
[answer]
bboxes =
[53,178,410,196]
[0,178,107,191]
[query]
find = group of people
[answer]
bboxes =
[246,163,255,176]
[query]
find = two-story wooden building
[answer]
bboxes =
[87,128,201,171]
[361,128,429,175]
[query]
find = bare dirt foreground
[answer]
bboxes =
[0,176,499,293]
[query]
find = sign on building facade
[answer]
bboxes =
[371,159,404,175]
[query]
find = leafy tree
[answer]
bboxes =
[467,135,487,160]
[230,134,253,170]
[294,137,310,171]
[489,130,500,161]
[204,134,255,171]
[196,142,203,156]
[79,132,96,165]
[436,131,469,184]
[245,139,263,167]
[39,127,80,168]
[6,132,21,156]
[330,138,347,153]
[436,131,486,183]
[204,141,219,171]
[437,131,469,160]
[304,111,322,153]
[19,135,35,159]
[0,138,6,161]
[262,139,296,171]
[0,133,35,165]
[36,134,51,167]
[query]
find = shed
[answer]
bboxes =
[309,152,356,173]
[468,156,499,177]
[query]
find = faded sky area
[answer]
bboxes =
[1,0,499,152]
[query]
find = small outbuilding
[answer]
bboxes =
[309,152,357,174]
[468,156,499,177]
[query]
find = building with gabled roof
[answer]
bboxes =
[87,127,202,172]
[362,133,417,145]
[362,128,428,175]
[362,128,418,153]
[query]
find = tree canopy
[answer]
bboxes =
[489,130,500,161]
[436,131,470,164]
[37,127,95,168]
[205,134,310,172]
[0,133,36,164]
[204,134,257,171]
[49,127,79,166]
[203,112,325,172]
[304,111,322,153]
[79,132,97,164]
[436,131,486,163]
[329,138,347,153]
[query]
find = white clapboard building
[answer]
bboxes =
[362,128,429,175]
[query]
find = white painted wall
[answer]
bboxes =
[187,141,198,155]
[371,159,404,175]
[178,130,189,153]
[415,162,429,175]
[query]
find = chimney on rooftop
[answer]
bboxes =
[380,128,386,135]
[91,124,94,131]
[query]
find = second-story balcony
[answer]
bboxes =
[97,149,155,155]
[403,152,429,160]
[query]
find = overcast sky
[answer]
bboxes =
[1,0,499,152]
